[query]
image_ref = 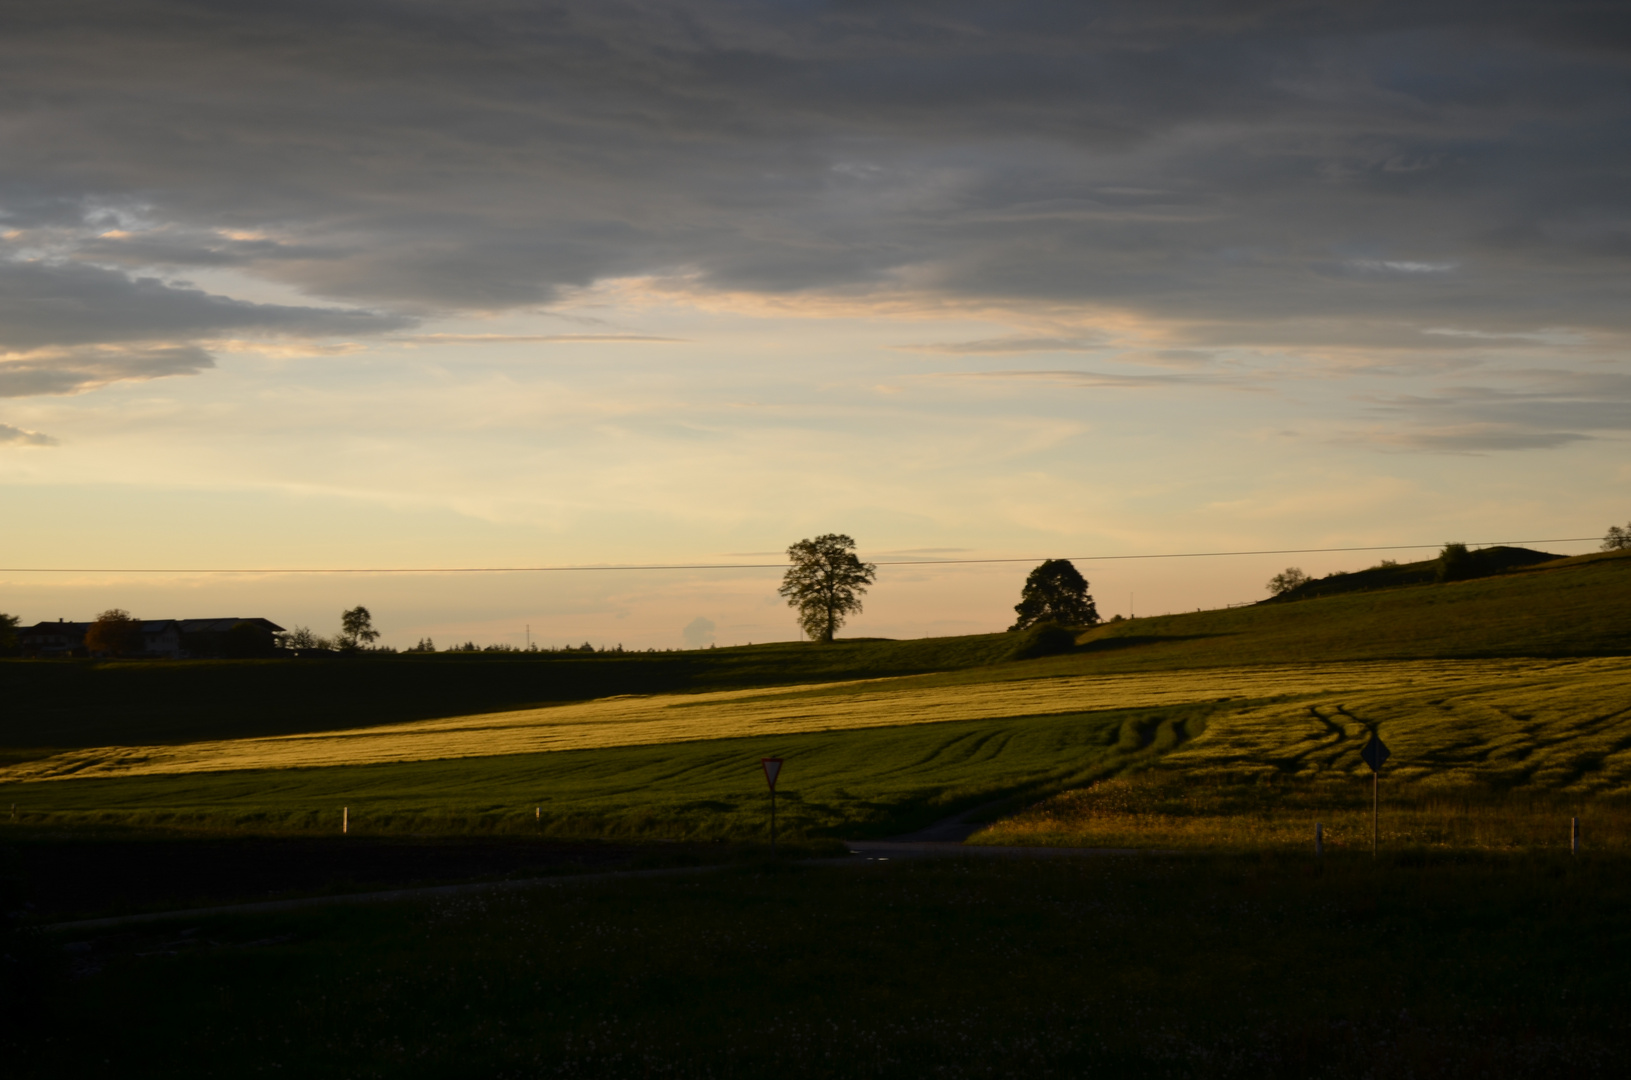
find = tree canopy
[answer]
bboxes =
[85,608,143,657]
[1267,567,1310,596]
[779,534,877,643]
[339,606,380,651]
[1604,523,1631,551]
[1010,559,1099,631]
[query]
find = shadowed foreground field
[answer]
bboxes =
[8,854,1629,1079]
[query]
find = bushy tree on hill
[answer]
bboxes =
[780,534,876,643]
[1266,567,1310,596]
[1603,523,1631,551]
[1010,559,1099,630]
[0,612,18,652]
[1436,542,1476,582]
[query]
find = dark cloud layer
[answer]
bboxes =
[0,2,1627,427]
[0,262,408,351]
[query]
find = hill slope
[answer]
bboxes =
[2,548,1627,756]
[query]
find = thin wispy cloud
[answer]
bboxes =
[0,422,57,446]
[397,334,687,346]
[928,369,1254,390]
[896,337,1106,355]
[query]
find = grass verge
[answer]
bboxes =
[8,853,1629,1078]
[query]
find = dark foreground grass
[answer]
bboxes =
[1,703,1213,839]
[978,771,1631,853]
[7,853,1627,1079]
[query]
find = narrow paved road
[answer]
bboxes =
[41,807,1137,932]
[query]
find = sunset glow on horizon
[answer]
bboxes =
[3,3,1627,648]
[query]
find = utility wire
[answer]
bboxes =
[0,537,1603,574]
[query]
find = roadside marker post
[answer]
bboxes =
[1572,816,1580,854]
[343,806,348,835]
[1315,822,1323,856]
[1360,735,1390,857]
[761,757,783,853]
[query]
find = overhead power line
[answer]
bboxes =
[0,537,1603,575]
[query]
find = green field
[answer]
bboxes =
[3,549,1630,846]
[3,702,1208,838]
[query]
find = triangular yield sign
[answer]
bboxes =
[761,757,783,790]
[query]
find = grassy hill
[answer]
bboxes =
[1061,547,1631,671]
[1261,544,1564,603]
[3,548,1628,755]
[4,548,1629,847]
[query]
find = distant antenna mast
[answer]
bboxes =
[526,624,530,650]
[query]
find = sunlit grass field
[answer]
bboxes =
[5,657,1582,782]
[2,702,1212,838]
[3,550,1629,846]
[7,655,1630,846]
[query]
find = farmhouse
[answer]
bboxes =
[18,617,286,659]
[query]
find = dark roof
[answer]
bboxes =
[22,621,89,634]
[21,617,285,634]
[175,617,286,633]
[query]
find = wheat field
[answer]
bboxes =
[7,656,1627,788]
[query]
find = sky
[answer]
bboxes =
[2,1,1628,649]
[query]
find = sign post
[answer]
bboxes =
[1360,734,1390,857]
[761,757,783,853]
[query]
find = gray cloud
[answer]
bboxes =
[0,1,1627,354]
[1358,371,1631,452]
[0,422,57,446]
[0,345,214,398]
[0,262,410,351]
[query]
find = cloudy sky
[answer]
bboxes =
[2,1,1627,648]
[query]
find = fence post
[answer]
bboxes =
[1315,822,1323,856]
[343,806,348,834]
[1572,816,1579,855]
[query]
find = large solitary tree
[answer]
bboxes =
[338,605,380,651]
[779,534,877,643]
[1010,559,1099,630]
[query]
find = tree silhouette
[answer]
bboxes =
[779,534,876,643]
[85,609,144,657]
[1010,559,1099,631]
[1267,567,1310,596]
[338,606,380,651]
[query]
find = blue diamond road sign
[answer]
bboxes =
[1360,735,1390,773]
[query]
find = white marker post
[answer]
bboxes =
[343,806,348,834]
[761,757,783,853]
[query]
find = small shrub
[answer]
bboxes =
[1005,621,1076,661]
